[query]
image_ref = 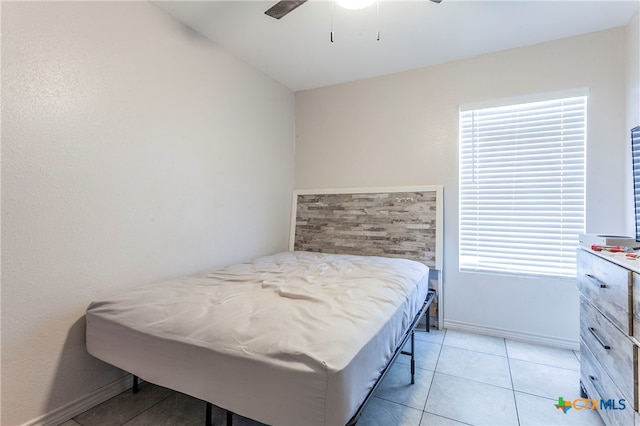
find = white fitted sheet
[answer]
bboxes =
[86,251,430,426]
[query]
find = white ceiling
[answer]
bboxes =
[154,0,640,92]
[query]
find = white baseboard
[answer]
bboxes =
[22,374,133,426]
[443,319,580,351]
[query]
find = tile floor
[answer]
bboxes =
[59,329,605,426]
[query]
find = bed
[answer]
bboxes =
[86,186,443,426]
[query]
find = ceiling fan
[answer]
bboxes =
[265,0,443,20]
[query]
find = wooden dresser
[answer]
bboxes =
[577,248,639,425]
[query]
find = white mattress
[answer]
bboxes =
[86,251,430,426]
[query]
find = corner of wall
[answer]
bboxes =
[626,11,640,235]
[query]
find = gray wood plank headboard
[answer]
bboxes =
[289,185,444,327]
[289,186,442,269]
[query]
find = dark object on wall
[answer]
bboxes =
[631,125,640,240]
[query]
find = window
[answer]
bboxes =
[459,94,587,278]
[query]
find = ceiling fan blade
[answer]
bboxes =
[430,0,443,3]
[265,0,308,19]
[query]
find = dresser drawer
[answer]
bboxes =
[580,296,635,402]
[580,342,635,425]
[578,250,631,334]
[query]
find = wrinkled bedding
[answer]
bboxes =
[86,251,429,425]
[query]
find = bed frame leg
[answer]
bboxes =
[410,332,415,385]
[425,310,430,332]
[203,402,231,426]
[132,375,139,394]
[205,402,212,426]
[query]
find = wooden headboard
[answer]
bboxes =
[289,185,444,327]
[289,186,442,269]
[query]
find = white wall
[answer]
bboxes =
[295,28,628,347]
[1,2,295,425]
[626,12,640,234]
[628,11,640,133]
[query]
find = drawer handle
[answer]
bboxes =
[588,327,611,350]
[589,375,606,399]
[585,274,607,288]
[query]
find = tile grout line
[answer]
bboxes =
[440,341,510,358]
[429,370,515,392]
[420,329,446,418]
[505,339,522,426]
[508,356,581,372]
[117,386,176,426]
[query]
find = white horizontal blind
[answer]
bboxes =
[459,96,586,277]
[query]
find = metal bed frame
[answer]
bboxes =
[131,289,435,426]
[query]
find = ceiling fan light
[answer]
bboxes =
[335,0,375,10]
